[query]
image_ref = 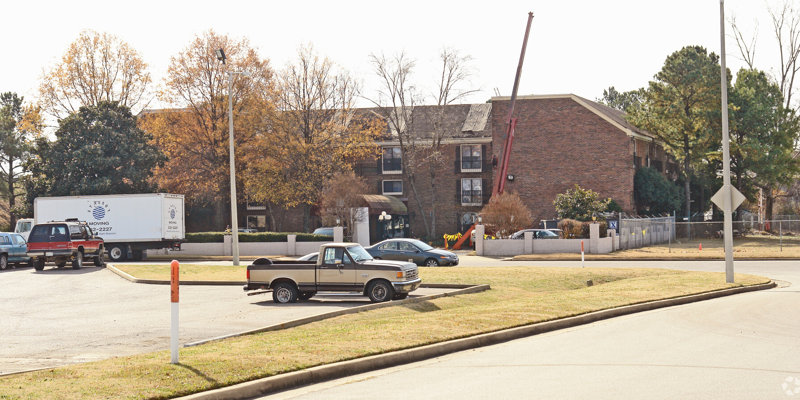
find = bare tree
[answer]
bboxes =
[245,45,380,232]
[729,15,757,69]
[426,48,479,237]
[369,49,477,239]
[730,1,800,109]
[320,172,369,240]
[769,1,800,109]
[369,52,427,236]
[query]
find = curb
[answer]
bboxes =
[177,280,776,400]
[107,265,244,286]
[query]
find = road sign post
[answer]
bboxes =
[714,0,743,284]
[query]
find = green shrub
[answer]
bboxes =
[185,232,332,243]
[185,232,224,243]
[553,184,612,221]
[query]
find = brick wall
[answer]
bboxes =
[355,142,493,238]
[490,97,636,224]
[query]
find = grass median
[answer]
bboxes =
[2,266,769,399]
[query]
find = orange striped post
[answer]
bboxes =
[170,260,179,364]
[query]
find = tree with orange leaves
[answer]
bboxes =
[39,30,152,119]
[139,30,275,229]
[243,45,382,232]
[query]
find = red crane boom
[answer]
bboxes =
[452,12,533,250]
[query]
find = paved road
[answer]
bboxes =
[259,260,800,399]
[0,265,448,375]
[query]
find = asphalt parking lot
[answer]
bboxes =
[0,265,450,375]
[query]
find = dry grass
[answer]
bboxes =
[513,235,800,261]
[0,267,769,399]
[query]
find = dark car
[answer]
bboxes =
[510,229,560,240]
[366,238,458,267]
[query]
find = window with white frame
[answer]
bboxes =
[382,147,402,174]
[461,144,482,172]
[461,178,482,206]
[382,180,403,195]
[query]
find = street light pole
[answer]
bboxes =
[216,48,240,266]
[227,70,240,266]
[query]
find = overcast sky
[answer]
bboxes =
[0,0,789,110]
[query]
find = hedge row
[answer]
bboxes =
[185,232,332,243]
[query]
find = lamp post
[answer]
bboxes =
[378,211,392,239]
[216,48,242,266]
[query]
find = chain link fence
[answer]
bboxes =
[618,216,675,250]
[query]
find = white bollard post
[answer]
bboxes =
[170,260,179,364]
[581,240,585,267]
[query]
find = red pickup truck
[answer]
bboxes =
[26,219,105,270]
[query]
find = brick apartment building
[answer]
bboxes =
[346,94,671,240]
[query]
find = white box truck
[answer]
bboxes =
[19,193,185,262]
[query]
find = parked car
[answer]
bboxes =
[238,228,257,233]
[510,229,560,240]
[0,232,32,269]
[26,219,105,270]
[312,227,334,237]
[297,252,318,262]
[366,238,459,267]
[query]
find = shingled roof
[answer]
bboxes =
[363,103,493,142]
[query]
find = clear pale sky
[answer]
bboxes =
[0,0,787,109]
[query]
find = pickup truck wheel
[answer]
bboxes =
[0,254,7,270]
[367,280,394,303]
[108,245,127,262]
[424,258,439,267]
[72,251,83,270]
[34,258,45,271]
[272,282,298,304]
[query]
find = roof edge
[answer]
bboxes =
[490,93,653,142]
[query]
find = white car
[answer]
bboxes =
[297,252,318,262]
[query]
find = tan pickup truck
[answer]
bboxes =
[244,243,421,303]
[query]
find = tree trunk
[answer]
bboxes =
[7,159,15,228]
[429,168,437,239]
[302,203,310,233]
[407,176,431,239]
[266,203,278,232]
[765,188,775,231]
[683,143,692,239]
[214,201,226,231]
